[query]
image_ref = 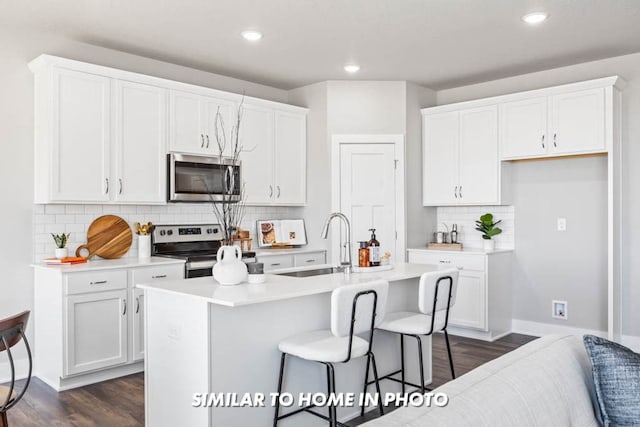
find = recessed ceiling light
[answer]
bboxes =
[344,64,360,73]
[521,12,548,24]
[241,30,263,42]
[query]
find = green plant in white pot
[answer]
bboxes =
[475,213,502,251]
[51,232,70,259]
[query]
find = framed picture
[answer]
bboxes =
[256,219,307,247]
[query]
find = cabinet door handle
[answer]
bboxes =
[90,280,108,285]
[271,263,281,266]
[305,259,316,263]
[553,133,557,147]
[541,134,545,149]
[459,185,463,198]
[123,299,127,316]
[276,185,281,198]
[200,134,205,148]
[135,296,140,314]
[454,185,458,198]
[105,178,109,194]
[152,274,167,279]
[206,135,210,148]
[268,185,273,197]
[118,178,123,195]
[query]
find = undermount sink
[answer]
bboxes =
[276,267,342,278]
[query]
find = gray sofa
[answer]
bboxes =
[362,335,600,426]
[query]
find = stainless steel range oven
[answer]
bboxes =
[151,224,255,278]
[167,153,241,203]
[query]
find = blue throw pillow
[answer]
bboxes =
[583,335,640,427]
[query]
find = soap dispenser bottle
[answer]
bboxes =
[367,228,381,267]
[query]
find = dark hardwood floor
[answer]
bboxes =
[4,333,535,426]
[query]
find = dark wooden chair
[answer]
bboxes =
[0,311,32,427]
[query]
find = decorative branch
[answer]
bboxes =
[208,96,247,244]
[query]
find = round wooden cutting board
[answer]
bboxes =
[76,215,133,259]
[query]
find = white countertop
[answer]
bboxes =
[138,262,440,307]
[31,256,185,272]
[407,247,513,255]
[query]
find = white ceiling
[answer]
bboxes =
[3,0,640,90]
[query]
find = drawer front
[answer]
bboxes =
[407,251,485,271]
[65,270,127,295]
[294,251,326,268]
[131,264,184,285]
[258,254,294,272]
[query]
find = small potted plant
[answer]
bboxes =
[475,213,502,251]
[51,232,70,259]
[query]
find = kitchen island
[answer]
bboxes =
[139,263,441,427]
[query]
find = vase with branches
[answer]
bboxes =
[209,98,248,244]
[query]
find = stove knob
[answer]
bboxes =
[213,228,219,234]
[206,228,213,234]
[159,230,166,236]
[167,230,173,236]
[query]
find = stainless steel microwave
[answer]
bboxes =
[167,153,241,202]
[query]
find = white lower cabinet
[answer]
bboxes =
[34,261,184,391]
[450,271,485,330]
[65,290,128,376]
[407,249,512,341]
[131,288,145,362]
[256,250,327,273]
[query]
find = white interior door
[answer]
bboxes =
[339,143,397,263]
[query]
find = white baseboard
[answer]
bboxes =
[511,319,640,352]
[0,358,31,383]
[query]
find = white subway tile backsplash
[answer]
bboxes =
[436,205,515,250]
[33,203,299,262]
[65,205,85,214]
[45,205,65,214]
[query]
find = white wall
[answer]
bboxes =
[287,82,330,252]
[406,82,438,249]
[437,52,640,337]
[289,81,437,261]
[0,25,290,372]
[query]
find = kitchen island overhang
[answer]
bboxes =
[139,263,441,427]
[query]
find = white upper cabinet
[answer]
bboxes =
[458,106,499,204]
[113,80,166,203]
[47,68,111,202]
[499,97,547,159]
[274,111,307,204]
[423,105,501,206]
[423,111,459,205]
[239,103,275,205]
[30,55,308,205]
[168,90,235,156]
[549,88,605,155]
[500,86,608,160]
[240,102,307,206]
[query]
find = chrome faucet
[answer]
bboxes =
[321,212,352,274]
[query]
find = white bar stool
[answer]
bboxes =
[273,280,389,427]
[376,268,459,396]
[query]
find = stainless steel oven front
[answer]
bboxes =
[168,153,241,202]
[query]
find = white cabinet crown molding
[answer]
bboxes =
[421,76,626,115]
[28,54,309,115]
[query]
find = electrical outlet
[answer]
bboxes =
[552,300,568,320]
[557,218,567,231]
